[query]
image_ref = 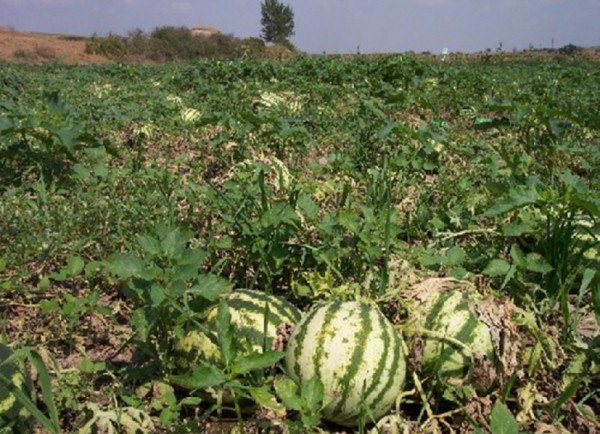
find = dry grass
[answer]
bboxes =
[0,27,109,64]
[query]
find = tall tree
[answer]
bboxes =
[260,0,295,44]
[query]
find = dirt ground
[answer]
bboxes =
[0,27,108,64]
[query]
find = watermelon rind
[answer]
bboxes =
[405,280,498,393]
[285,300,406,427]
[421,289,495,378]
[0,344,32,431]
[175,289,302,368]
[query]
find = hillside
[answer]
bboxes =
[0,27,108,64]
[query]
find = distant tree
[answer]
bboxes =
[260,0,295,44]
[559,43,581,56]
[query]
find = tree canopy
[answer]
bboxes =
[260,0,295,44]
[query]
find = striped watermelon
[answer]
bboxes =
[285,300,406,427]
[175,289,302,368]
[410,286,496,390]
[180,107,201,123]
[0,344,31,431]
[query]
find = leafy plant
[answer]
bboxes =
[0,90,111,187]
[483,172,599,341]
[274,376,323,432]
[170,300,285,424]
[105,223,232,373]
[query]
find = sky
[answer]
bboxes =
[1,0,599,54]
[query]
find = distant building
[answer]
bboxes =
[190,26,220,37]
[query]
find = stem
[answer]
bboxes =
[399,326,476,360]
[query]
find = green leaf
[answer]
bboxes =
[37,276,51,290]
[503,221,536,236]
[84,260,103,278]
[525,253,553,274]
[106,253,145,279]
[188,274,233,302]
[249,387,285,411]
[131,308,150,341]
[500,264,518,289]
[178,396,203,406]
[509,244,526,268]
[80,358,106,374]
[149,284,166,306]
[216,300,234,366]
[136,234,161,256]
[445,246,466,266]
[297,193,319,219]
[302,375,324,412]
[483,259,511,277]
[39,299,60,313]
[64,255,85,276]
[230,351,285,375]
[591,271,600,325]
[484,185,540,217]
[169,364,226,390]
[175,248,206,281]
[159,225,192,259]
[490,401,519,434]
[376,121,398,140]
[274,377,302,411]
[552,379,581,420]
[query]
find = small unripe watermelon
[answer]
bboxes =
[0,344,32,431]
[285,300,406,427]
[175,289,302,368]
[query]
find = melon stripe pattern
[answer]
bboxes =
[206,289,302,350]
[176,289,302,367]
[420,290,495,379]
[285,301,406,427]
[0,344,30,429]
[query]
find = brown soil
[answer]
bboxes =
[0,27,109,64]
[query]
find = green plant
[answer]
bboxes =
[85,33,127,59]
[274,375,324,432]
[473,400,524,434]
[105,223,232,374]
[170,300,285,424]
[0,90,110,187]
[37,257,112,332]
[483,172,599,342]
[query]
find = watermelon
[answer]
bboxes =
[180,107,201,123]
[175,289,302,368]
[407,280,497,392]
[285,300,406,427]
[0,344,31,431]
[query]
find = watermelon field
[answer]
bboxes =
[0,54,599,433]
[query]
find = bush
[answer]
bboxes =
[148,26,195,62]
[125,28,150,58]
[81,26,300,63]
[559,44,582,56]
[85,33,127,59]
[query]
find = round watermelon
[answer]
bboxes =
[285,300,406,427]
[175,289,302,369]
[407,281,497,392]
[0,344,32,431]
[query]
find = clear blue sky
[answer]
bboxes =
[1,0,599,53]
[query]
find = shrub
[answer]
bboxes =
[85,33,127,59]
